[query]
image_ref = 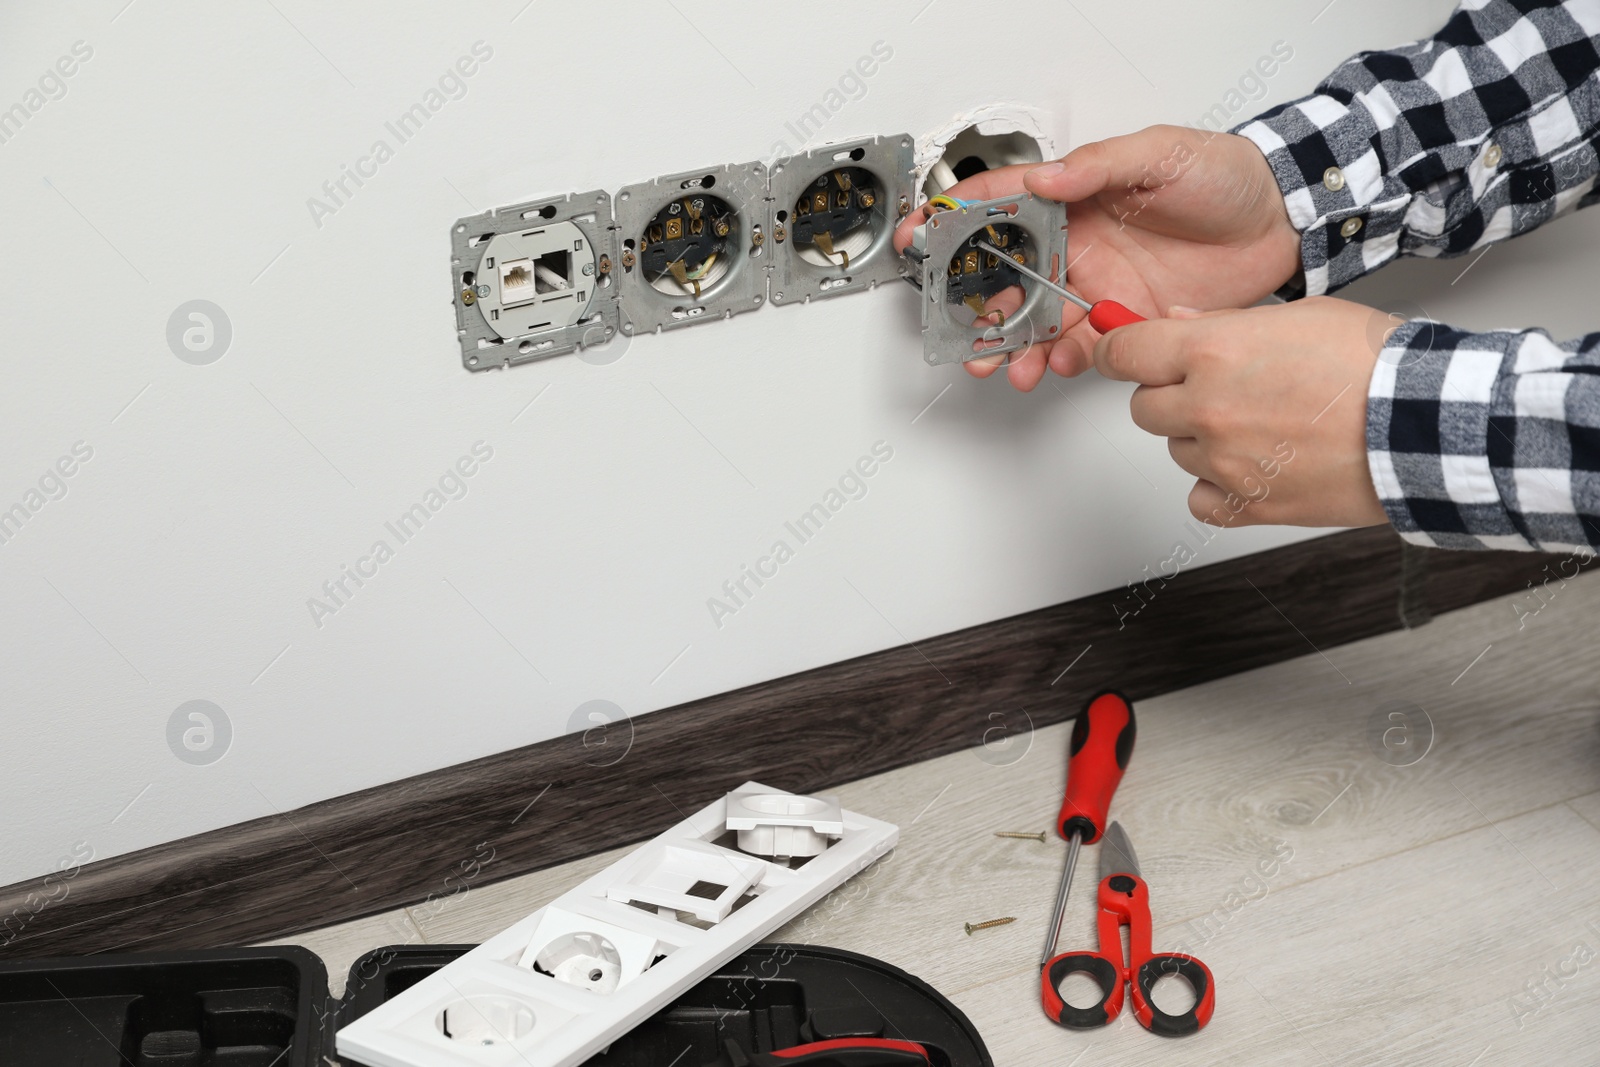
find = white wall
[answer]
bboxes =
[11,0,1579,887]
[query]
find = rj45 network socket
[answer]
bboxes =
[768,133,915,305]
[905,192,1068,366]
[614,163,770,335]
[451,190,620,371]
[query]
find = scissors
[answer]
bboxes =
[1040,821,1215,1036]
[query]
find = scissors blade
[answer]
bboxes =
[1098,821,1141,882]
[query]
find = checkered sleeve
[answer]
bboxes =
[1234,0,1600,298]
[1368,321,1600,550]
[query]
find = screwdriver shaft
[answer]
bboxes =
[975,241,1093,313]
[1040,829,1083,969]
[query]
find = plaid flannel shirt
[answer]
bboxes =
[1236,0,1600,551]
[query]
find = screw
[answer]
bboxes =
[598,255,612,275]
[859,191,876,209]
[774,224,786,242]
[898,197,910,217]
[581,262,595,276]
[460,288,476,306]
[668,202,681,215]
[714,219,732,238]
[964,917,1016,935]
[750,226,763,246]
[475,284,490,298]
[622,249,636,268]
[994,831,1047,842]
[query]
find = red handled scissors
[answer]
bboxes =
[1040,821,1215,1036]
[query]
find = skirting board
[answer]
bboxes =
[0,527,1563,959]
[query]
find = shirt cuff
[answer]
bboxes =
[1365,320,1535,551]
[1235,93,1415,298]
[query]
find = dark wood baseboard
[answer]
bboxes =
[0,528,1555,959]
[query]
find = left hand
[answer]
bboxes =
[1093,297,1390,528]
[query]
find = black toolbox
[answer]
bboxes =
[0,942,992,1066]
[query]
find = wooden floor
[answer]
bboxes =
[268,570,1600,1065]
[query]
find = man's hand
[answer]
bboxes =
[1095,298,1388,529]
[893,126,1302,391]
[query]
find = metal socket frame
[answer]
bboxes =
[451,190,621,372]
[917,192,1068,366]
[767,133,915,306]
[614,163,770,335]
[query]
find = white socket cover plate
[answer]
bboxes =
[335,782,898,1067]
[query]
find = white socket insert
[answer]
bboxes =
[724,785,844,858]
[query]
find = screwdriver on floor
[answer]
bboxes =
[974,241,1145,334]
[1040,690,1137,970]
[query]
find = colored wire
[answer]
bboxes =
[684,252,718,281]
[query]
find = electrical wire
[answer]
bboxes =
[684,252,718,281]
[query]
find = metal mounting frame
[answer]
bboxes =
[614,162,770,335]
[915,192,1068,366]
[450,190,621,372]
[767,133,916,306]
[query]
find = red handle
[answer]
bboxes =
[763,1038,930,1065]
[1087,300,1145,333]
[1100,875,1215,1037]
[1056,691,1136,845]
[1042,875,1214,1035]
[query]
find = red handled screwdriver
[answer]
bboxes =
[974,241,1145,333]
[1039,690,1137,969]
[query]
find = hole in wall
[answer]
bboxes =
[923,124,1047,200]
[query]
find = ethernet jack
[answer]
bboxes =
[451,190,621,371]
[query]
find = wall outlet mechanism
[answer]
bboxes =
[335,782,898,1067]
[767,133,915,305]
[614,163,770,335]
[724,784,844,858]
[452,191,621,371]
[906,192,1068,366]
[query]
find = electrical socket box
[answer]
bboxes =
[613,162,771,335]
[768,133,915,305]
[451,191,621,371]
[910,192,1069,365]
[335,782,898,1067]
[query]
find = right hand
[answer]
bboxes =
[893,125,1304,391]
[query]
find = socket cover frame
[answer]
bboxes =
[335,781,898,1067]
